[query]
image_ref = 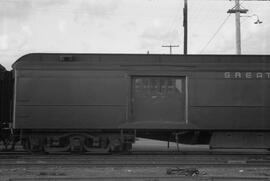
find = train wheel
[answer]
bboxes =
[2,137,16,151]
[108,138,126,153]
[43,135,71,154]
[69,135,85,153]
[83,135,110,153]
[23,136,45,154]
[0,129,17,151]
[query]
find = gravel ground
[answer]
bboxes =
[1,165,270,180]
[1,139,270,180]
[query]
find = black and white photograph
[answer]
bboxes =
[1,0,270,180]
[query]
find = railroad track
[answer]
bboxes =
[1,154,270,167]
[1,161,270,167]
[1,149,270,155]
[1,154,270,181]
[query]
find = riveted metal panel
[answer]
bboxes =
[14,70,128,129]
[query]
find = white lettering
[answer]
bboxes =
[245,72,252,79]
[224,72,231,79]
[266,72,270,79]
[224,72,270,79]
[256,73,263,79]
[235,72,241,78]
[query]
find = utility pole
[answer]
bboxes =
[183,0,188,55]
[227,0,248,55]
[162,45,179,54]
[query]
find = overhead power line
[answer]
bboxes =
[200,14,232,53]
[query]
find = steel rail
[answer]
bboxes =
[0,154,269,161]
[1,154,270,166]
[1,160,270,167]
[1,149,270,156]
[1,150,270,156]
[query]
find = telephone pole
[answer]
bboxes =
[235,0,242,55]
[227,0,248,54]
[183,0,188,55]
[162,45,179,54]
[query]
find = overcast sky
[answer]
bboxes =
[0,0,270,69]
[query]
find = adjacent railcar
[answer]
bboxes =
[0,64,6,129]
[6,53,270,152]
[0,65,13,148]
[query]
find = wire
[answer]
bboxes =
[200,14,232,53]
[164,2,182,39]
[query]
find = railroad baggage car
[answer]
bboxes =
[1,53,270,153]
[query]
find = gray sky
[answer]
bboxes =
[0,0,270,69]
